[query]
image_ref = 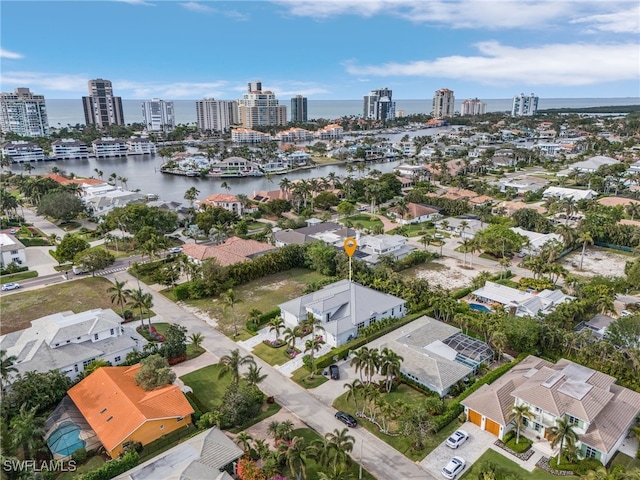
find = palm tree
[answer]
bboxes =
[324,427,355,468]
[578,230,594,270]
[188,332,204,352]
[235,431,253,452]
[243,364,267,386]
[142,292,154,333]
[283,326,300,351]
[127,287,148,329]
[10,404,45,459]
[344,379,363,412]
[221,288,242,337]
[626,202,640,221]
[304,337,323,379]
[350,347,371,382]
[0,349,18,386]
[217,349,255,387]
[379,347,403,393]
[548,417,579,465]
[107,279,128,318]
[278,436,308,480]
[510,404,533,444]
[268,316,285,341]
[220,181,231,193]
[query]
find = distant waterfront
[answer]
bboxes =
[45,97,640,127]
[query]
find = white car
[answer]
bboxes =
[1,282,20,291]
[446,430,469,449]
[168,247,183,254]
[620,310,633,317]
[442,456,466,479]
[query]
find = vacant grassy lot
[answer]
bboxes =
[460,449,568,479]
[0,270,38,284]
[0,277,118,334]
[340,214,384,230]
[332,383,459,461]
[183,268,327,335]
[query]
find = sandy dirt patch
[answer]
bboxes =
[560,247,632,278]
[413,257,481,290]
[178,302,219,327]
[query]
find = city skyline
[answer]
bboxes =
[1,1,639,101]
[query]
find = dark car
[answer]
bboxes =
[335,411,357,428]
[329,364,340,380]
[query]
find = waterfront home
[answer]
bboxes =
[231,128,271,143]
[82,184,146,217]
[315,124,343,139]
[92,137,128,158]
[287,151,311,164]
[199,193,253,215]
[470,281,574,317]
[52,139,90,160]
[210,157,263,177]
[45,173,104,188]
[0,308,146,381]
[462,355,640,464]
[0,232,26,268]
[275,128,315,142]
[366,316,493,397]
[279,279,406,347]
[182,236,275,266]
[67,365,193,459]
[114,427,242,480]
[127,137,157,155]
[395,164,427,178]
[1,140,45,162]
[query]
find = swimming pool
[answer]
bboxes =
[469,303,492,313]
[47,421,85,457]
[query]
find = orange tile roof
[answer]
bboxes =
[249,189,292,202]
[68,365,193,453]
[182,237,275,266]
[45,174,103,186]
[598,197,640,207]
[201,193,240,205]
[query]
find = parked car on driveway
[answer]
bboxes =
[442,456,466,479]
[168,246,183,254]
[335,411,357,428]
[329,364,340,380]
[446,430,469,449]
[1,283,20,291]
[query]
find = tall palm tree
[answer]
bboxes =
[350,347,371,382]
[343,379,363,412]
[235,432,253,452]
[268,316,285,341]
[10,404,45,459]
[243,364,267,386]
[304,337,323,379]
[578,230,594,270]
[142,292,154,333]
[0,349,18,386]
[278,436,308,480]
[325,428,355,464]
[548,417,579,465]
[127,287,148,329]
[379,347,403,393]
[107,279,128,318]
[221,288,242,337]
[283,326,300,351]
[510,404,533,444]
[217,349,255,387]
[626,202,640,221]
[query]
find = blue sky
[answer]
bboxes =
[1,0,639,100]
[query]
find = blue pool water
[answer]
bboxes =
[47,422,85,457]
[469,303,492,313]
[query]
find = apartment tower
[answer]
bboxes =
[512,93,539,116]
[237,81,287,128]
[433,88,455,118]
[461,98,486,116]
[363,88,395,122]
[0,88,50,137]
[196,98,238,133]
[82,79,124,128]
[141,98,175,132]
[290,95,308,123]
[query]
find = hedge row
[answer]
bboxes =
[314,312,425,370]
[80,451,138,480]
[246,308,281,333]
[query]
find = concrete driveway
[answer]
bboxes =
[421,422,495,477]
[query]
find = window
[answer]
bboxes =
[106,416,113,422]
[114,356,121,363]
[100,408,107,414]
[110,328,115,335]
[584,446,598,458]
[74,365,79,372]
[160,425,164,430]
[94,334,99,340]
[534,407,542,413]
[10,250,18,254]
[177,417,184,422]
[567,415,580,426]
[356,322,365,329]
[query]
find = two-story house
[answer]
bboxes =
[462,356,640,464]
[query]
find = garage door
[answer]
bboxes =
[485,418,501,436]
[468,410,482,427]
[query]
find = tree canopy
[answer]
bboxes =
[134,354,176,391]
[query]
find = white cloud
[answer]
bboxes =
[116,80,229,98]
[0,48,24,59]
[115,0,156,6]
[180,2,215,13]
[344,41,640,86]
[571,5,640,33]
[1,71,88,92]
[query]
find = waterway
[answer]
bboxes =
[9,127,451,204]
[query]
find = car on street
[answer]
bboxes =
[9,228,17,234]
[168,247,183,254]
[434,233,444,239]
[1,283,20,291]
[357,206,367,211]
[442,456,466,479]
[620,310,632,317]
[329,364,340,380]
[335,411,357,428]
[445,430,469,449]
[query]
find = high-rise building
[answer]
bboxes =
[237,81,287,128]
[141,98,175,132]
[433,88,455,118]
[195,98,237,133]
[290,95,308,123]
[461,98,486,116]
[363,88,395,122]
[512,93,539,116]
[0,88,49,137]
[82,79,124,128]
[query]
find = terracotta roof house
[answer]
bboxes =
[388,203,441,225]
[182,236,275,266]
[199,193,246,215]
[462,355,640,464]
[68,365,194,459]
[45,174,104,186]
[114,427,242,480]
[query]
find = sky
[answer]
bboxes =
[1,0,639,101]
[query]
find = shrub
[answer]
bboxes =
[173,283,191,301]
[80,450,138,480]
[71,448,87,464]
[574,458,604,475]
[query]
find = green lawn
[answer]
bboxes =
[388,224,436,238]
[57,455,105,480]
[291,366,329,388]
[252,341,291,366]
[182,268,328,338]
[180,365,231,412]
[289,428,376,480]
[0,276,119,335]
[332,383,459,461]
[341,214,384,230]
[0,270,38,284]
[460,449,571,480]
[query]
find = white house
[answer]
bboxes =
[470,281,574,317]
[1,141,46,162]
[0,233,27,267]
[570,155,620,173]
[510,227,562,256]
[199,193,251,216]
[358,234,415,263]
[92,138,128,158]
[279,280,406,347]
[52,139,90,160]
[0,309,146,381]
[127,137,157,155]
[543,186,598,201]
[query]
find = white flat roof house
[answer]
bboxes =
[570,155,620,173]
[279,280,406,347]
[510,227,562,255]
[0,233,27,268]
[542,186,598,201]
[471,281,574,317]
[0,309,146,381]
